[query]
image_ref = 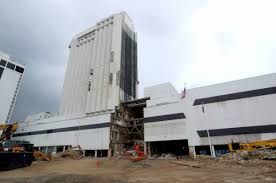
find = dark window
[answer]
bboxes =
[90,68,93,75]
[0,59,7,67]
[88,81,91,91]
[6,62,15,70]
[0,67,4,79]
[116,71,120,86]
[120,28,137,101]
[15,66,24,74]
[110,51,114,62]
[46,130,52,134]
[109,73,113,85]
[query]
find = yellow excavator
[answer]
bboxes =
[228,139,276,152]
[0,123,18,145]
[0,122,33,170]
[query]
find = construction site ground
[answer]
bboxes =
[0,158,275,183]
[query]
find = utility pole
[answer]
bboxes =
[202,101,216,158]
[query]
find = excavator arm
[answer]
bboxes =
[0,123,18,144]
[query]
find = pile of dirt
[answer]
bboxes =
[55,146,84,160]
[33,150,52,161]
[219,149,276,161]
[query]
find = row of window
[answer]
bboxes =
[87,71,119,92]
[76,21,113,48]
[0,59,24,74]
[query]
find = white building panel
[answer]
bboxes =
[144,73,276,146]
[0,52,25,123]
[13,113,111,150]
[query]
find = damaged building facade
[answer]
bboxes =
[12,12,276,157]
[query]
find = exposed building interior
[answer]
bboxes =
[109,97,149,155]
[147,140,190,156]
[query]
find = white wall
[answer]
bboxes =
[13,113,111,150]
[0,53,24,124]
[144,73,276,146]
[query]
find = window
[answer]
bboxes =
[6,62,15,70]
[90,68,93,75]
[88,81,91,91]
[15,66,24,74]
[109,73,113,85]
[0,59,7,67]
[0,67,4,79]
[110,51,114,62]
[116,71,120,85]
[46,130,52,134]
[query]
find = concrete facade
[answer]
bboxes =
[59,12,138,116]
[13,112,111,153]
[144,73,276,155]
[0,51,25,124]
[12,73,276,156]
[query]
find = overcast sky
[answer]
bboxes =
[1,0,275,122]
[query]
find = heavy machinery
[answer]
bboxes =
[125,143,146,162]
[228,139,276,152]
[0,123,18,145]
[0,122,33,170]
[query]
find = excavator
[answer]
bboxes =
[228,139,276,152]
[125,143,146,162]
[0,122,33,170]
[0,123,18,145]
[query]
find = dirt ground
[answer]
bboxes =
[0,157,275,183]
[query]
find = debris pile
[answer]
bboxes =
[33,150,51,161]
[56,145,84,159]
[151,153,176,159]
[124,144,145,162]
[219,149,276,161]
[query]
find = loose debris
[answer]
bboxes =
[33,150,51,161]
[151,153,176,159]
[219,149,276,161]
[169,161,201,168]
[55,145,84,160]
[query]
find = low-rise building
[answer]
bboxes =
[12,73,276,157]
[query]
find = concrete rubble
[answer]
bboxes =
[219,149,276,161]
[54,145,84,160]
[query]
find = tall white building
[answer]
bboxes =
[59,12,138,116]
[0,52,25,124]
[12,12,275,157]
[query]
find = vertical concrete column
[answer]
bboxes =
[212,145,216,158]
[188,146,196,157]
[148,142,151,157]
[108,148,112,158]
[144,142,147,155]
[63,146,66,152]
[54,146,57,153]
[95,150,98,158]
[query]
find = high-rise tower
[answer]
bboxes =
[59,12,138,115]
[0,51,25,123]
